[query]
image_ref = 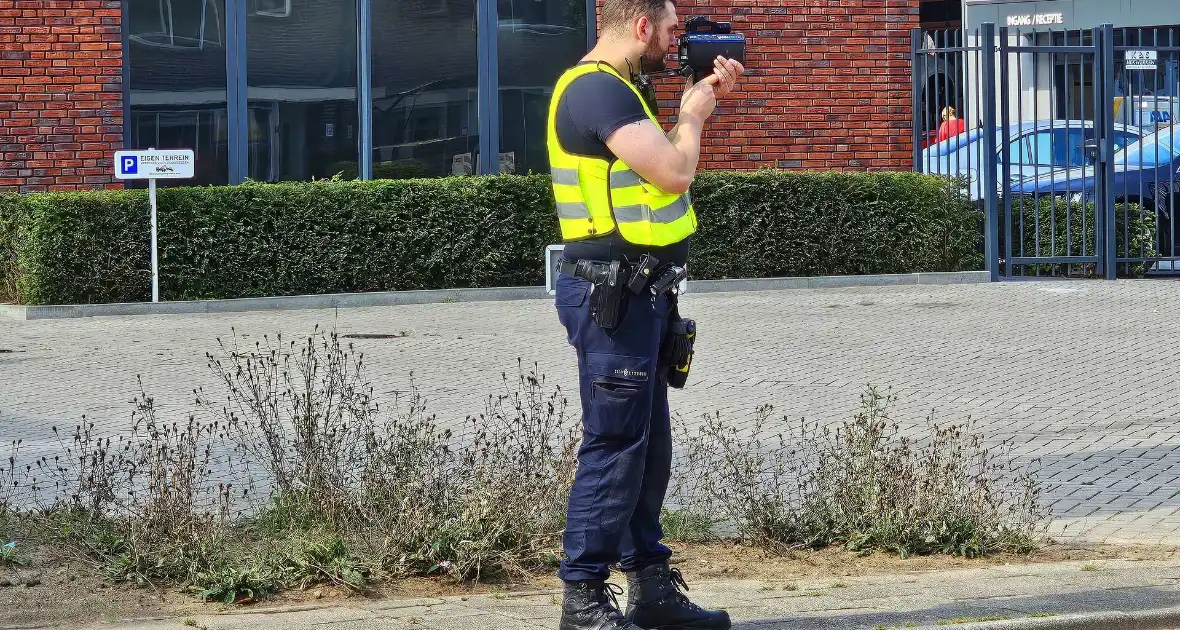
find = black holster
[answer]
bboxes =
[588,260,628,330]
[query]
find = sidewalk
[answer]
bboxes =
[7,280,1180,546]
[76,557,1180,630]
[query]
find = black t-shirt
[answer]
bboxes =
[555,63,691,267]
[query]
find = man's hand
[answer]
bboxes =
[678,75,717,127]
[678,56,746,126]
[710,56,744,99]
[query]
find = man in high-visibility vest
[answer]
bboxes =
[547,1,743,629]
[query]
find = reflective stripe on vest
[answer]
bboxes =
[551,167,579,186]
[556,201,591,219]
[556,166,692,226]
[614,195,691,225]
[608,169,644,188]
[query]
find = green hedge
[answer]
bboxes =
[0,192,21,304]
[0,171,983,306]
[689,171,982,278]
[326,159,441,181]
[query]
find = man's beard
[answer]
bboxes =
[640,36,667,72]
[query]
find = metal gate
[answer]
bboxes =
[913,23,1180,280]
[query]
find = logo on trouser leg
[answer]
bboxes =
[615,369,647,379]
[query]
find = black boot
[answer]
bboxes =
[623,563,730,630]
[560,580,639,630]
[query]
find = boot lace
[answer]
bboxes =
[604,583,625,613]
[593,582,628,624]
[667,567,702,611]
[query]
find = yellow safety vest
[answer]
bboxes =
[546,62,697,247]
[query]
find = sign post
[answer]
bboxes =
[113,148,195,303]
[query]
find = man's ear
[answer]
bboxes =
[634,15,651,43]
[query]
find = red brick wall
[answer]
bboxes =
[599,0,919,171]
[0,0,123,193]
[0,0,916,194]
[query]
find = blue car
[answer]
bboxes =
[1011,124,1180,211]
[920,120,1145,203]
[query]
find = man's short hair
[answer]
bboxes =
[600,0,674,33]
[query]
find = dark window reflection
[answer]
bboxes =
[125,0,592,183]
[247,0,359,181]
[371,0,478,179]
[497,0,586,175]
[127,0,229,186]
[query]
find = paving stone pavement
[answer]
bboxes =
[67,557,1180,630]
[3,279,1180,544]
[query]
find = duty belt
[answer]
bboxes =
[556,257,686,296]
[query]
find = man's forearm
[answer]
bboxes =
[665,114,705,183]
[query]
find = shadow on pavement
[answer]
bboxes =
[731,585,1180,629]
[1029,443,1180,517]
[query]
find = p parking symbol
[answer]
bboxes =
[120,156,138,175]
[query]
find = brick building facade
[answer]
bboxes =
[0,0,123,193]
[644,0,919,171]
[1,0,924,193]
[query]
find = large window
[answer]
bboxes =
[247,0,359,181]
[124,0,589,184]
[127,0,229,186]
[370,0,479,179]
[497,0,585,175]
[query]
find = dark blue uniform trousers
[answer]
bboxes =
[554,269,675,582]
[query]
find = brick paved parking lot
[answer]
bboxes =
[2,279,1180,544]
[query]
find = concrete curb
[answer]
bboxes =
[0,286,550,321]
[0,271,991,320]
[908,605,1180,630]
[687,270,990,293]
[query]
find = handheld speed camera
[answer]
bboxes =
[634,16,746,115]
[677,16,747,82]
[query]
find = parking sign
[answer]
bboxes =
[113,149,194,180]
[120,155,139,176]
[111,148,195,304]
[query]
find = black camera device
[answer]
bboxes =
[633,16,746,115]
[677,16,746,82]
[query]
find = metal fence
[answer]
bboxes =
[913,23,1180,280]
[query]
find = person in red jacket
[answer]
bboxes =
[937,106,967,142]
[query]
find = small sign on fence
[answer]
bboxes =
[1126,50,1158,71]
